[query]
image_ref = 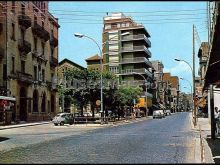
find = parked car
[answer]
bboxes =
[52,113,74,126]
[153,110,165,119]
[164,109,171,116]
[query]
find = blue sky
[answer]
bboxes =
[49,1,208,94]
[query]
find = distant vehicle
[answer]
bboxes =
[52,113,74,126]
[164,109,171,116]
[153,110,165,119]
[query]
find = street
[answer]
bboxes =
[0,112,199,164]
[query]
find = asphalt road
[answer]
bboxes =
[0,112,198,164]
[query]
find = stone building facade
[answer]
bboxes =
[0,1,59,123]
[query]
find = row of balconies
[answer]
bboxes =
[121,34,151,47]
[17,13,58,46]
[17,39,58,67]
[120,57,152,67]
[121,46,151,58]
[119,68,153,78]
[15,71,57,90]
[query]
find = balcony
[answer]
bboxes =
[50,36,58,47]
[32,22,50,41]
[121,57,152,67]
[0,47,4,59]
[50,56,58,67]
[18,39,31,55]
[32,50,48,64]
[32,22,42,36]
[121,34,151,47]
[18,14,32,29]
[119,68,153,78]
[17,71,33,84]
[121,46,151,58]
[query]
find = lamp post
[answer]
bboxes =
[132,72,148,117]
[74,32,129,124]
[174,58,196,126]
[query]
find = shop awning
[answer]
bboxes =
[0,96,16,101]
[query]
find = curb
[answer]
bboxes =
[0,117,150,130]
[0,122,50,130]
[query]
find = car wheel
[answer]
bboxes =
[54,123,58,126]
[60,122,64,126]
[153,117,155,119]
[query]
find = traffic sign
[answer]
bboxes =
[96,100,101,106]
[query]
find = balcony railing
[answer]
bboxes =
[18,39,31,55]
[50,36,58,47]
[121,57,152,67]
[18,14,32,29]
[32,22,50,41]
[50,56,58,67]
[121,34,151,47]
[121,46,151,57]
[0,47,4,59]
[17,71,33,84]
[32,50,48,64]
[120,68,153,78]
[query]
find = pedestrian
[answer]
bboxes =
[215,107,219,120]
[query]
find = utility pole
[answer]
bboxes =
[193,24,197,126]
[210,84,215,139]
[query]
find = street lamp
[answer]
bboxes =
[174,58,196,126]
[74,32,129,124]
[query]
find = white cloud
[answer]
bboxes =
[164,61,192,75]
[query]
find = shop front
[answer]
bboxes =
[0,96,16,125]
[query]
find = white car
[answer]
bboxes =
[153,110,165,119]
[52,113,73,126]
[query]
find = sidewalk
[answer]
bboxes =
[0,116,150,130]
[190,112,215,163]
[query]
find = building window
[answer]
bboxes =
[21,60,25,73]
[112,23,117,28]
[11,23,15,40]
[38,65,41,81]
[42,69,45,82]
[21,29,25,41]
[41,42,45,55]
[11,1,15,13]
[34,15,37,23]
[12,57,15,73]
[34,37,37,51]
[51,47,54,56]
[21,4,25,15]
[34,66,37,80]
